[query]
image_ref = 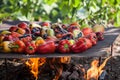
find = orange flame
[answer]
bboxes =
[86,56,111,80]
[55,57,71,80]
[26,58,46,80]
[25,56,111,80]
[60,56,71,64]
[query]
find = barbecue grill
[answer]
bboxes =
[0,21,119,58]
[0,21,120,80]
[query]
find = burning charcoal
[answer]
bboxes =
[73,64,83,71]
[59,71,71,80]
[49,70,56,77]
[99,70,108,80]
[68,71,79,80]
[68,64,84,73]
[38,76,51,80]
[73,64,85,77]
[63,64,72,71]
[0,62,6,80]
[68,64,76,72]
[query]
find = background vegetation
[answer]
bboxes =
[0,0,120,27]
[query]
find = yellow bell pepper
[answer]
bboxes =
[35,37,45,46]
[0,41,12,53]
[69,39,75,46]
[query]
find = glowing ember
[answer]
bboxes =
[26,58,46,80]
[86,56,111,80]
[60,56,71,64]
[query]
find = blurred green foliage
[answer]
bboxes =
[0,0,120,27]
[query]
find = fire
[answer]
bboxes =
[59,56,71,64]
[25,56,111,80]
[25,57,70,80]
[86,56,111,80]
[26,58,46,80]
[46,57,71,80]
[55,57,71,80]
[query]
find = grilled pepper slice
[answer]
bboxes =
[25,42,36,54]
[57,40,71,53]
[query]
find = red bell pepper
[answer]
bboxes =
[12,40,25,53]
[86,33,98,46]
[78,38,92,49]
[82,27,93,36]
[71,38,92,53]
[37,41,55,54]
[95,32,104,41]
[57,40,71,53]
[25,42,36,54]
[21,36,32,43]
